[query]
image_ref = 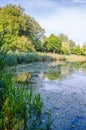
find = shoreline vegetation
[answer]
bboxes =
[0,4,86,67]
[0,52,52,130]
[3,51,86,66]
[0,4,86,130]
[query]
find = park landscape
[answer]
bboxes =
[0,1,86,130]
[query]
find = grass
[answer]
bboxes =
[65,54,86,62]
[0,71,51,130]
[3,51,86,66]
[0,52,52,130]
[41,53,86,62]
[44,53,86,62]
[4,51,53,66]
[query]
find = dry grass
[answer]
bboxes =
[65,55,86,62]
[39,52,86,62]
[39,52,66,61]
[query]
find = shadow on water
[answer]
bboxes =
[12,61,86,130]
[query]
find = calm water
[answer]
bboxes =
[13,62,86,130]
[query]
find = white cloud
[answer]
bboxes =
[37,8,86,45]
[73,0,86,3]
[1,0,86,45]
[24,0,58,10]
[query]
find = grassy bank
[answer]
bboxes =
[45,53,86,62]
[4,52,53,66]
[3,51,86,66]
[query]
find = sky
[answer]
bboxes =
[0,0,86,45]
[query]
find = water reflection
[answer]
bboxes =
[42,62,86,81]
[82,62,86,74]
[12,61,86,130]
[13,62,86,84]
[43,65,62,80]
[13,73,32,83]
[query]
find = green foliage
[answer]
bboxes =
[42,36,48,52]
[0,4,86,55]
[0,50,52,130]
[58,33,85,55]
[61,42,70,54]
[0,49,7,69]
[4,52,52,66]
[82,43,86,55]
[43,33,83,56]
[34,40,43,52]
[69,40,76,54]
[74,45,82,55]
[0,72,43,130]
[58,33,69,43]
[0,4,85,55]
[27,17,45,51]
[45,34,62,53]
[10,36,35,52]
[43,66,61,80]
[0,4,25,35]
[0,4,45,51]
[58,34,77,55]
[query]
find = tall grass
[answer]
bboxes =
[0,51,52,130]
[4,51,86,66]
[44,53,86,62]
[4,52,53,66]
[65,55,86,62]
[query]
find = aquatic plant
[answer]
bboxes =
[0,50,52,130]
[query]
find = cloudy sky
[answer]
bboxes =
[0,0,86,45]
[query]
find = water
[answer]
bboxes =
[13,62,86,130]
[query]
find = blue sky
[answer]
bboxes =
[0,0,86,45]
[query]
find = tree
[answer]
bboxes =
[58,33,69,43]
[0,4,45,51]
[46,34,62,53]
[0,4,26,36]
[69,40,76,54]
[61,42,70,54]
[74,45,82,55]
[82,43,86,55]
[58,33,78,55]
[10,36,35,52]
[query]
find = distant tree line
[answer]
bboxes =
[43,33,86,55]
[0,4,86,55]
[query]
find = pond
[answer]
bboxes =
[12,61,86,130]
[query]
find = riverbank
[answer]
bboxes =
[45,53,86,62]
[4,51,86,66]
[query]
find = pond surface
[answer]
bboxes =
[12,61,86,130]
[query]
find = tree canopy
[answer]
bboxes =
[82,43,86,55]
[0,4,45,51]
[0,4,85,55]
[44,34,62,53]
